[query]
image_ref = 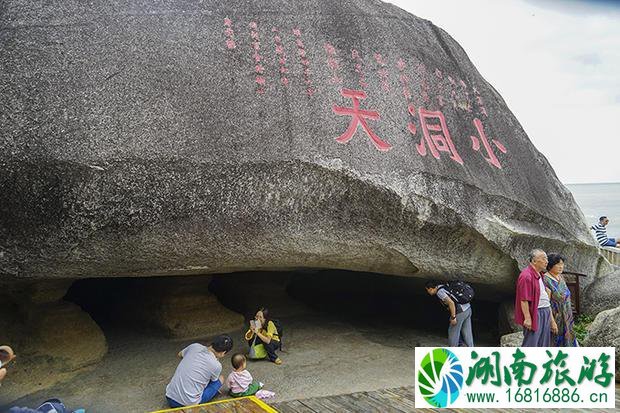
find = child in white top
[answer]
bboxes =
[226,353,262,397]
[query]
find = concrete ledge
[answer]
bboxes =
[601,247,620,266]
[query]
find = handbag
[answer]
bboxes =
[248,336,267,360]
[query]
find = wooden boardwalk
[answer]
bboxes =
[273,386,620,412]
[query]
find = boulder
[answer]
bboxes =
[583,305,620,382]
[125,277,244,339]
[0,281,106,401]
[0,1,610,291]
[500,331,523,347]
[498,301,520,335]
[582,267,620,316]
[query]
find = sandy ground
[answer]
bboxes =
[1,272,500,412]
[0,310,495,412]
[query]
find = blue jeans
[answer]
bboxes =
[166,379,222,408]
[603,238,616,247]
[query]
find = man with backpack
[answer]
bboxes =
[425,280,475,347]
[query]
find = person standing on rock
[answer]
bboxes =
[165,334,233,408]
[543,254,578,347]
[515,249,558,347]
[425,280,475,347]
[591,216,620,247]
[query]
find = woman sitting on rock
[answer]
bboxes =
[543,254,578,346]
[245,308,282,365]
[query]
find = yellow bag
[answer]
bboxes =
[248,337,267,359]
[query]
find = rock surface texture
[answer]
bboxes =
[498,300,520,335]
[582,267,620,316]
[122,276,245,338]
[0,281,107,401]
[499,331,523,347]
[583,305,620,382]
[0,0,610,292]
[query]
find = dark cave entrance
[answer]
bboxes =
[64,269,501,344]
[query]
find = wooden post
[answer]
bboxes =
[563,271,586,316]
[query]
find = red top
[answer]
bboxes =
[514,265,542,331]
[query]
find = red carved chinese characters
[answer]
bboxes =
[223,17,236,49]
[324,43,343,84]
[351,49,368,89]
[472,85,488,117]
[407,103,417,135]
[374,53,390,92]
[416,108,464,165]
[435,68,446,108]
[458,78,473,112]
[397,58,412,100]
[218,18,512,170]
[416,63,431,104]
[293,28,314,96]
[272,28,289,86]
[332,89,392,152]
[249,22,265,93]
[470,118,507,169]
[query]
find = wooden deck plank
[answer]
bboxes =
[352,391,398,412]
[272,400,318,413]
[366,389,416,412]
[295,397,338,413]
[384,386,416,403]
[314,395,357,412]
[327,393,381,413]
[273,385,620,413]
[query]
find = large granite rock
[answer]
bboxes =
[582,267,620,316]
[0,281,107,400]
[500,331,523,347]
[583,305,620,382]
[124,276,244,339]
[498,301,520,335]
[0,0,611,292]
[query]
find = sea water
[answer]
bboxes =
[566,182,620,239]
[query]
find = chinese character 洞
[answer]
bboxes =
[470,118,507,169]
[540,349,576,386]
[332,89,391,152]
[416,108,464,165]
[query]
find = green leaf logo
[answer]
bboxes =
[418,348,464,407]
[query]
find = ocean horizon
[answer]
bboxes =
[566,182,620,240]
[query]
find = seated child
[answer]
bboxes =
[226,353,263,397]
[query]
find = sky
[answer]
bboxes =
[387,0,620,184]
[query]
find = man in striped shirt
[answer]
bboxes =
[592,216,620,247]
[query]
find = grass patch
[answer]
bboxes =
[574,313,595,344]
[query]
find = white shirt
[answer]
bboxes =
[437,287,471,312]
[165,343,222,405]
[538,276,550,308]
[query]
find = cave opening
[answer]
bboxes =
[64,269,501,344]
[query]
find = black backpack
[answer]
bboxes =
[439,280,474,304]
